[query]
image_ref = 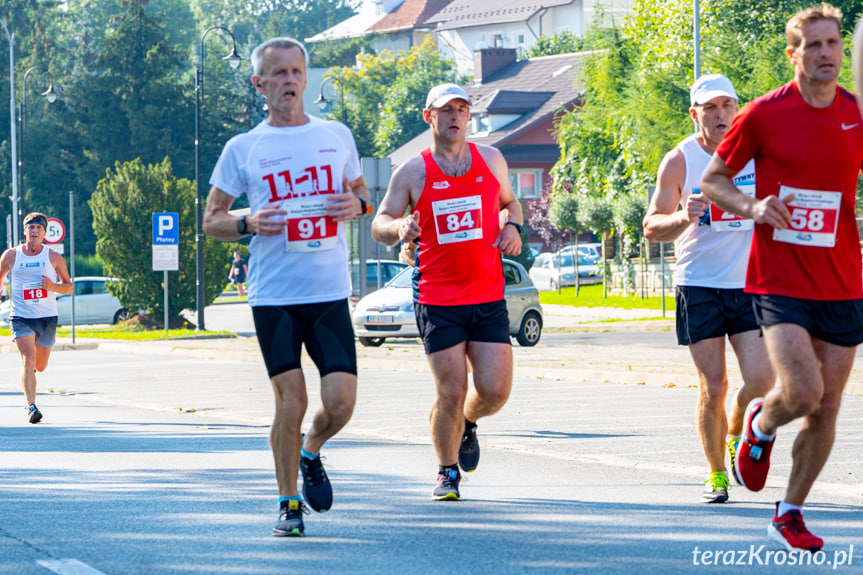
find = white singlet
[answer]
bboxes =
[210,115,362,306]
[673,134,756,289]
[9,245,58,319]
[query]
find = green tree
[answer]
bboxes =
[548,191,583,294]
[328,38,456,157]
[523,30,588,58]
[89,158,231,327]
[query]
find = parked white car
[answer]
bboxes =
[352,259,543,347]
[0,276,132,325]
[529,251,602,291]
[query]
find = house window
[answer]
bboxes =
[510,170,542,199]
[517,34,525,45]
[492,34,503,48]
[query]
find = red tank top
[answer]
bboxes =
[413,143,504,305]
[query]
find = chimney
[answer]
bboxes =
[474,48,517,83]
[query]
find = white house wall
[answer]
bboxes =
[436,0,600,78]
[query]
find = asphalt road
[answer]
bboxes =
[1,344,862,574]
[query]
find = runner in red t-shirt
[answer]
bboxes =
[702,4,863,553]
[372,83,523,501]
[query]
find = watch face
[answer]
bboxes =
[320,78,339,103]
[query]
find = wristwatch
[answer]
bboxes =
[237,215,253,235]
[505,221,523,234]
[359,197,368,215]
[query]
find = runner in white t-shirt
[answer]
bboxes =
[643,75,775,504]
[203,37,369,538]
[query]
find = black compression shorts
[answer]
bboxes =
[252,299,357,378]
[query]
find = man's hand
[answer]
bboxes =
[751,194,795,230]
[250,205,287,236]
[399,212,422,244]
[399,241,417,267]
[493,224,522,256]
[325,192,361,222]
[41,276,56,292]
[683,194,709,223]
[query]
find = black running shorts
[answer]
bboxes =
[252,299,357,379]
[752,294,863,348]
[415,299,510,354]
[675,286,760,346]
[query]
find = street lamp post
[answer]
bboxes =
[1,19,19,246]
[18,66,58,221]
[194,26,242,331]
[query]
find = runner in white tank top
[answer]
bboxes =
[0,212,73,424]
[643,75,775,505]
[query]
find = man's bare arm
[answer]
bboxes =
[701,154,792,230]
[642,149,705,243]
[485,146,522,256]
[203,187,288,240]
[371,158,422,247]
[46,250,73,295]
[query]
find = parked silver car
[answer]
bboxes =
[529,251,602,291]
[0,276,132,325]
[352,259,543,347]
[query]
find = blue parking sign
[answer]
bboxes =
[152,213,179,245]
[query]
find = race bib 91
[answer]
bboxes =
[283,197,338,253]
[772,186,841,248]
[432,195,483,245]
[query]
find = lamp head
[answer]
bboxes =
[43,84,58,104]
[224,46,243,69]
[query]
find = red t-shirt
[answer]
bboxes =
[414,143,504,305]
[716,82,863,300]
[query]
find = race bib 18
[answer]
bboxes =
[283,197,338,253]
[432,195,483,245]
[772,186,841,248]
[22,281,47,304]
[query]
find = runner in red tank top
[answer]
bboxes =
[413,143,503,306]
[372,83,523,501]
[702,4,863,553]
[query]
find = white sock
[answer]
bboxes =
[750,413,776,442]
[777,501,802,517]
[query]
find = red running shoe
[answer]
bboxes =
[768,504,823,552]
[734,398,774,491]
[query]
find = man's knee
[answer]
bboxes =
[698,377,727,407]
[779,384,823,418]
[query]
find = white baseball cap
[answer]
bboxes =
[425,83,471,109]
[690,74,737,106]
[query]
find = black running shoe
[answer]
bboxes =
[28,405,42,424]
[272,500,308,537]
[432,468,461,501]
[300,455,333,512]
[458,422,480,472]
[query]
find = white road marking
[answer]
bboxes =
[36,559,109,575]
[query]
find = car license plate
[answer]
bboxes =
[365,315,394,324]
